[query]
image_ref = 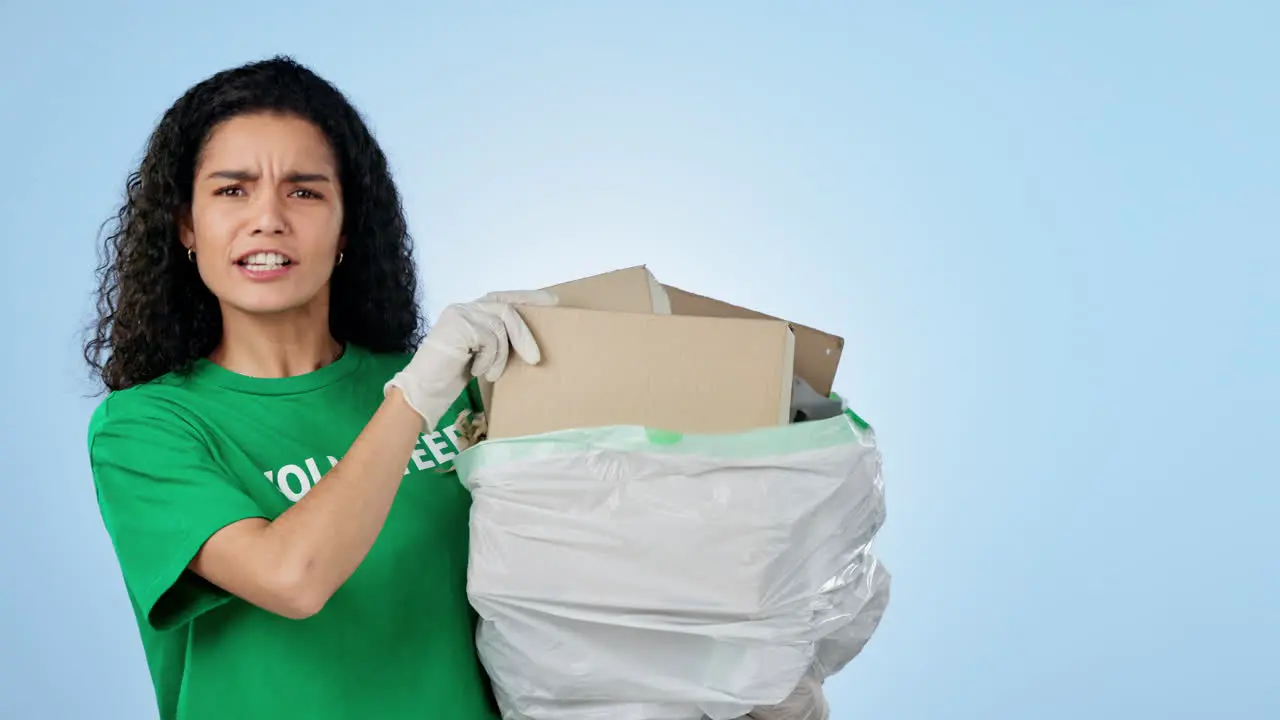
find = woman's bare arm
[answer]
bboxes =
[189,388,423,619]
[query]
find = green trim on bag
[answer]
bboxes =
[454,410,876,480]
[830,392,871,431]
[644,428,685,445]
[844,407,870,431]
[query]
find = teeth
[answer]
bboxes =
[240,251,290,269]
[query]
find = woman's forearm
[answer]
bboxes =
[191,388,424,618]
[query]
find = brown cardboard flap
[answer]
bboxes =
[544,265,671,315]
[662,284,844,397]
[487,306,795,439]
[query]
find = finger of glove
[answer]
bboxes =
[424,305,479,355]
[499,304,542,366]
[468,313,507,380]
[480,334,511,383]
[479,289,559,307]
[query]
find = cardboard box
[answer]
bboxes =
[535,264,845,397]
[486,306,795,439]
[479,264,843,439]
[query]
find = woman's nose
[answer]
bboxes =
[250,194,288,235]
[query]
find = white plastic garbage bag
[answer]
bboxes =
[455,410,890,720]
[745,668,829,720]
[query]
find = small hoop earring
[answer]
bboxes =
[336,252,344,266]
[187,248,196,263]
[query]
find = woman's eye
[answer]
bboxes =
[292,188,322,200]
[214,186,244,197]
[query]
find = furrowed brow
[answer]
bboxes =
[206,169,257,182]
[202,170,332,183]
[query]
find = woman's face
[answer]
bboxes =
[181,112,345,320]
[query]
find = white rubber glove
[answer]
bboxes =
[746,670,830,720]
[385,290,558,431]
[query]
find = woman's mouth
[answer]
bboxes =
[235,251,294,280]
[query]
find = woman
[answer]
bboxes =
[84,56,555,720]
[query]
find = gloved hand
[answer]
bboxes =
[385,289,558,431]
[745,670,830,720]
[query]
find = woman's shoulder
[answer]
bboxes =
[87,376,198,442]
[85,383,213,475]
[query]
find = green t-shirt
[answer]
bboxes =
[87,344,499,720]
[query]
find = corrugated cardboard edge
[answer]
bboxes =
[646,268,672,314]
[779,328,797,424]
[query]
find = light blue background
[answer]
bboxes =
[1,2,1275,718]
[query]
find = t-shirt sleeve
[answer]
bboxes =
[88,396,267,631]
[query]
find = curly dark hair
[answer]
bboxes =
[84,55,423,393]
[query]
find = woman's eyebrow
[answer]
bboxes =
[203,169,333,183]
[287,172,333,183]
